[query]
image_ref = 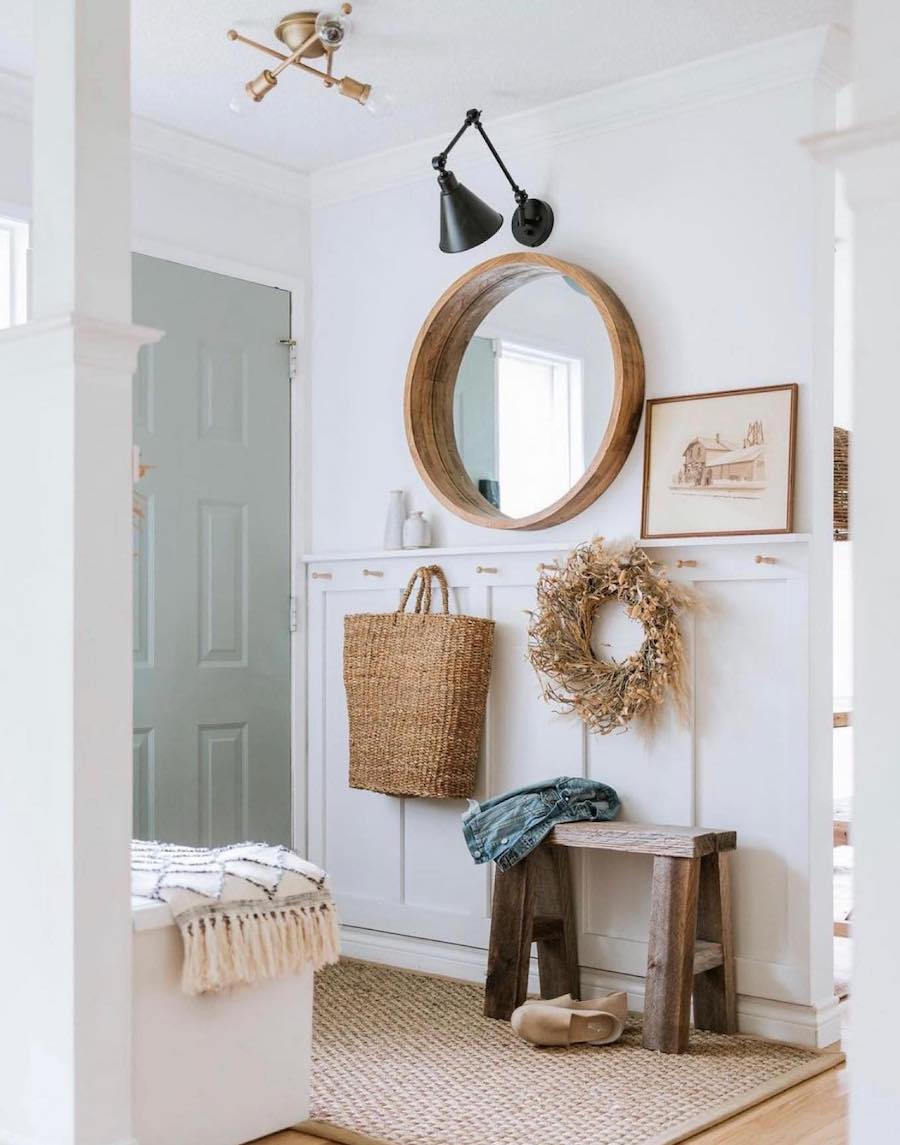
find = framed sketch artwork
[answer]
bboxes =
[641,384,798,539]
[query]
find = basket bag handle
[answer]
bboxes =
[398,565,450,615]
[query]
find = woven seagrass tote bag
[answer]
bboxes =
[343,564,495,798]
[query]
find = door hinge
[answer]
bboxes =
[289,595,299,633]
[280,337,298,381]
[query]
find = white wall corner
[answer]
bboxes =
[309,24,852,210]
[0,67,311,209]
[340,928,843,1049]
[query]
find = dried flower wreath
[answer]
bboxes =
[527,537,695,735]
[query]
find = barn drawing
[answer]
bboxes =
[673,420,767,490]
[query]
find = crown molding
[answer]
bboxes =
[0,69,310,208]
[310,24,851,209]
[0,24,848,215]
[132,118,310,207]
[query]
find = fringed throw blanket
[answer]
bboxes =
[131,840,340,995]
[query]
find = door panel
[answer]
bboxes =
[132,254,292,846]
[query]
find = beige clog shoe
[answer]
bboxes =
[521,990,628,1013]
[511,992,628,1047]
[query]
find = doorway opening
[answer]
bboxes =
[132,254,294,847]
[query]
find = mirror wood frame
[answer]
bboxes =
[404,252,645,530]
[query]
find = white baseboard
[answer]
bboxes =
[340,925,842,1049]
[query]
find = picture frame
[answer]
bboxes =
[641,383,798,539]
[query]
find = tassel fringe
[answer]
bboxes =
[178,898,341,995]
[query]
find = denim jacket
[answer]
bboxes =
[462,776,620,872]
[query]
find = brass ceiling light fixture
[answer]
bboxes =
[227,6,391,114]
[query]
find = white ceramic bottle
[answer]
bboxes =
[384,490,406,550]
[403,511,431,549]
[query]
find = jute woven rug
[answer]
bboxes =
[299,961,843,1145]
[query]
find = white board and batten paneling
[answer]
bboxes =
[305,534,838,1047]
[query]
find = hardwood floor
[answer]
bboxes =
[688,1063,848,1144]
[257,1060,848,1145]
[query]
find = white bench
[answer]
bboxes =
[132,898,314,1145]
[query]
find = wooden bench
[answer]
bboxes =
[484,821,737,1054]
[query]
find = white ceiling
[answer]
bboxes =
[0,0,850,172]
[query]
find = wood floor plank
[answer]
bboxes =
[253,1133,332,1144]
[686,1063,848,1144]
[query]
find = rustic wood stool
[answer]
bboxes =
[484,822,737,1054]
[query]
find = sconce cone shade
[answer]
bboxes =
[438,170,503,253]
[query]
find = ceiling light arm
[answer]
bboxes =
[268,31,321,80]
[431,109,528,206]
[227,25,370,104]
[228,29,326,81]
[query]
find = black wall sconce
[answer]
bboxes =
[432,108,554,253]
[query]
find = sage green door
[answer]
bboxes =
[132,254,292,846]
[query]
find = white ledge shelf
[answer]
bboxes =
[303,533,811,564]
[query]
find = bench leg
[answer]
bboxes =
[484,856,535,1020]
[531,845,580,1002]
[643,855,700,1053]
[693,850,737,1034]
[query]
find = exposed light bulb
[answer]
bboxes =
[364,85,397,118]
[316,9,352,50]
[227,81,251,116]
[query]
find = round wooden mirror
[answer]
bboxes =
[404,252,644,530]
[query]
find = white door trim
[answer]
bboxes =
[131,234,309,855]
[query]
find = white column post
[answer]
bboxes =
[812,3,900,1140]
[0,2,159,1143]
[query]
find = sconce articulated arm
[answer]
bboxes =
[431,109,529,205]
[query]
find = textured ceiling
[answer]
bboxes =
[0,0,850,171]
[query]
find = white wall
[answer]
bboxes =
[309,50,838,553]
[0,82,311,288]
[306,31,844,1045]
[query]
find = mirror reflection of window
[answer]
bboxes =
[496,342,583,518]
[451,274,615,520]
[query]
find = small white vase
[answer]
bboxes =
[402,511,431,549]
[384,490,406,550]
